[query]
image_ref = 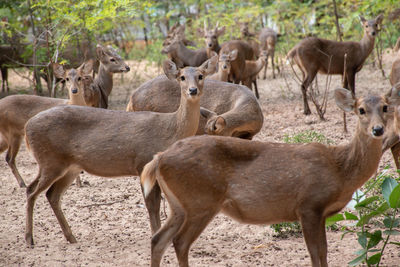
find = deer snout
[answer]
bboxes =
[223,64,228,69]
[125,66,130,72]
[371,31,376,36]
[372,125,384,136]
[71,88,78,94]
[189,87,198,95]
[208,43,213,48]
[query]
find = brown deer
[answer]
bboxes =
[163,23,197,48]
[240,22,260,58]
[92,44,130,108]
[206,50,237,82]
[389,37,400,86]
[198,21,226,58]
[126,75,263,140]
[24,56,217,246]
[242,50,269,99]
[0,45,23,93]
[287,14,383,115]
[141,88,395,267]
[259,27,278,79]
[219,40,255,84]
[0,61,94,188]
[161,35,208,68]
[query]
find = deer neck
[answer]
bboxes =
[67,92,86,106]
[96,63,114,97]
[219,70,229,82]
[332,123,382,192]
[177,42,195,61]
[173,94,201,139]
[359,32,376,61]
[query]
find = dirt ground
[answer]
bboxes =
[1,52,400,267]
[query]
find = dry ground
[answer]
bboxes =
[1,53,400,267]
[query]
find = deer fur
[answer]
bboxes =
[219,40,255,84]
[126,75,263,140]
[141,88,396,267]
[287,14,383,115]
[0,61,94,188]
[389,37,400,86]
[240,22,260,58]
[23,56,217,246]
[163,23,197,48]
[259,27,278,79]
[242,51,269,99]
[162,36,208,68]
[207,50,237,82]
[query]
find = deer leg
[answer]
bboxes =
[299,210,327,267]
[173,212,216,267]
[346,71,356,97]
[142,182,162,234]
[391,142,400,170]
[262,56,268,80]
[75,176,82,187]
[301,72,316,115]
[5,135,26,188]
[252,79,260,99]
[151,209,185,267]
[26,168,64,247]
[271,53,276,79]
[1,67,6,93]
[46,170,80,243]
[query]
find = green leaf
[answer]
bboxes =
[348,253,366,266]
[354,196,379,208]
[382,178,398,204]
[367,231,382,249]
[366,253,381,265]
[356,203,389,226]
[390,241,400,246]
[358,233,367,248]
[345,211,358,220]
[383,230,400,236]
[389,184,400,208]
[326,213,344,226]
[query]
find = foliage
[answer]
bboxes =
[326,167,400,266]
[282,130,334,145]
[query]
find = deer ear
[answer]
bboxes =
[359,15,366,24]
[198,55,218,76]
[375,14,384,25]
[52,63,66,79]
[229,49,238,61]
[163,59,180,80]
[78,59,94,76]
[208,116,226,134]
[216,26,225,36]
[200,107,217,119]
[96,44,106,61]
[334,88,355,112]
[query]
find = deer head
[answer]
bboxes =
[96,44,130,73]
[359,14,384,38]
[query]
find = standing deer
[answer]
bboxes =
[287,15,383,115]
[219,40,255,84]
[0,45,23,93]
[0,61,94,188]
[163,23,197,48]
[206,50,237,82]
[198,21,226,58]
[240,22,260,58]
[24,56,217,246]
[126,74,263,140]
[141,88,396,267]
[389,37,400,86]
[259,27,278,79]
[242,50,269,99]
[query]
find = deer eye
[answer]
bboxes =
[383,105,388,113]
[366,25,369,28]
[198,74,203,80]
[110,58,116,62]
[359,108,366,115]
[180,76,185,81]
[375,24,378,27]
[66,78,69,81]
[78,77,81,81]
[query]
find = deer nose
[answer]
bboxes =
[189,87,198,95]
[71,88,78,94]
[125,66,130,72]
[372,126,384,136]
[371,31,376,36]
[208,43,212,48]
[223,64,228,69]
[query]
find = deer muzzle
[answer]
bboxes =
[71,88,78,94]
[189,87,198,96]
[372,125,384,137]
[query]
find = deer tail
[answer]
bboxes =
[285,46,297,65]
[141,153,161,198]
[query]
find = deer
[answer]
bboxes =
[287,14,384,115]
[242,50,269,99]
[219,40,255,84]
[23,56,217,247]
[163,23,197,48]
[206,50,237,82]
[197,21,226,58]
[259,27,278,79]
[389,37,400,86]
[240,22,260,58]
[126,74,263,140]
[0,61,94,188]
[162,34,208,68]
[141,88,396,267]
[0,45,23,93]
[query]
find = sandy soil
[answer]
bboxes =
[1,54,400,267]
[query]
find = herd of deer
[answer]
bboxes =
[1,14,400,267]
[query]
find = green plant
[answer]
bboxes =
[326,168,400,266]
[282,130,334,145]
